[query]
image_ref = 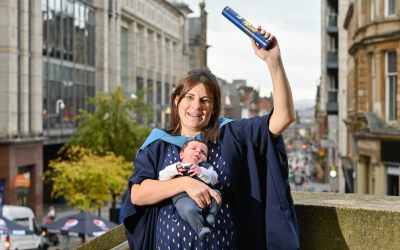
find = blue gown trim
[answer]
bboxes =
[137,117,234,155]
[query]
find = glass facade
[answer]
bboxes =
[42,0,96,134]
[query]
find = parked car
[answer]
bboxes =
[0,205,45,250]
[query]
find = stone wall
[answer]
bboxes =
[78,191,400,249]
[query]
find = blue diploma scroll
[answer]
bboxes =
[222,6,273,50]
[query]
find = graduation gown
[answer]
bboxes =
[122,112,299,249]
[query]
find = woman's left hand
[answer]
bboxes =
[250,26,281,63]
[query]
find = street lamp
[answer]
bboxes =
[55,99,65,114]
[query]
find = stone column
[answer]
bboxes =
[357,155,369,194]
[31,0,43,136]
[19,0,29,137]
[94,0,109,93]
[127,21,136,94]
[0,0,18,138]
[371,156,386,195]
[143,27,148,93]
[373,51,384,119]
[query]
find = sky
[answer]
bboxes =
[180,0,321,102]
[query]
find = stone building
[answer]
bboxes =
[319,0,350,193]
[188,1,208,69]
[343,0,400,196]
[0,0,191,220]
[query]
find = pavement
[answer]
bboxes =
[42,204,119,250]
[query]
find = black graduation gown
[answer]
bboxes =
[122,112,299,249]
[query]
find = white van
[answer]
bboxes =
[0,205,44,250]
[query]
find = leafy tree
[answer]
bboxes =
[44,146,133,213]
[60,86,153,162]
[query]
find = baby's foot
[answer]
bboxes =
[199,227,211,240]
[206,214,215,225]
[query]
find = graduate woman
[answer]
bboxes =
[122,26,300,250]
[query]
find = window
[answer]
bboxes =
[385,0,395,17]
[385,51,397,122]
[371,54,375,110]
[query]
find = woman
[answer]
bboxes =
[123,27,299,250]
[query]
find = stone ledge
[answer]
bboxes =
[293,192,400,250]
[75,224,127,250]
[79,192,400,249]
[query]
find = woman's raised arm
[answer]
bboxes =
[250,26,296,137]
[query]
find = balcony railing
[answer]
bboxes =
[327,50,338,64]
[328,89,338,103]
[326,14,338,33]
[327,14,338,27]
[327,50,338,68]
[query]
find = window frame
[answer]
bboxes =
[385,51,397,122]
[385,0,396,18]
[371,53,375,111]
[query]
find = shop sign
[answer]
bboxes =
[14,174,30,188]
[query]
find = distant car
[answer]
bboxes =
[0,205,45,250]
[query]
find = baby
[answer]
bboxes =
[159,139,222,240]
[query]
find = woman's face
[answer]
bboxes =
[175,83,214,136]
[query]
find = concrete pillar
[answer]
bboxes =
[94,0,109,93]
[357,156,369,194]
[31,0,43,136]
[373,161,387,195]
[374,50,384,120]
[127,21,136,94]
[0,0,18,138]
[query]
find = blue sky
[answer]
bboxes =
[180,0,321,102]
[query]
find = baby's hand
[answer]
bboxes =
[188,164,202,177]
[176,163,186,175]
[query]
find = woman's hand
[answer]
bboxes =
[250,25,281,63]
[184,177,221,209]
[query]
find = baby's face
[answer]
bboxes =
[180,141,208,164]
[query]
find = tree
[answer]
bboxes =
[44,146,133,213]
[60,86,153,163]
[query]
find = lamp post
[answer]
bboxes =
[55,99,65,114]
[56,99,65,134]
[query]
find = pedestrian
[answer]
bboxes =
[45,206,55,224]
[123,26,299,249]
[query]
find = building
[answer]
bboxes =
[319,0,349,193]
[0,0,192,221]
[188,1,208,69]
[343,0,400,196]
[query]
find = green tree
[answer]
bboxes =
[60,86,153,162]
[44,146,132,213]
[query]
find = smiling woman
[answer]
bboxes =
[168,67,221,143]
[123,28,299,250]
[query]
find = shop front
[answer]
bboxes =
[0,139,44,224]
